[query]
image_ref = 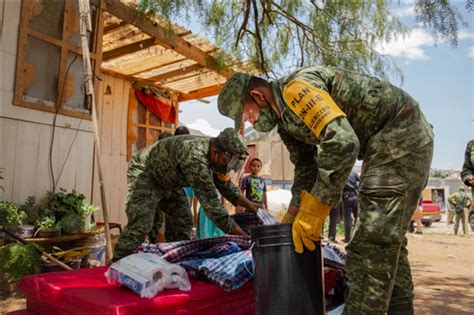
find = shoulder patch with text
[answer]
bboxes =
[283,79,346,138]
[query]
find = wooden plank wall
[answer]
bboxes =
[1,0,95,204]
[256,134,294,182]
[1,1,129,228]
[91,74,130,227]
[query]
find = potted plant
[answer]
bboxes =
[43,189,98,235]
[0,201,28,236]
[60,213,82,235]
[77,202,99,233]
[19,196,43,225]
[35,214,61,238]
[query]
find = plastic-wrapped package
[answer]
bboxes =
[257,208,279,225]
[105,253,191,298]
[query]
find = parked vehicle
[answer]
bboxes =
[421,200,442,227]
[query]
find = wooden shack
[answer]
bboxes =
[1,0,243,227]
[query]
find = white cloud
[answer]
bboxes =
[468,47,474,58]
[459,31,474,40]
[392,5,415,18]
[376,29,434,60]
[186,118,220,136]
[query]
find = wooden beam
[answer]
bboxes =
[102,37,157,61]
[92,0,235,77]
[134,63,203,87]
[101,67,131,80]
[128,56,187,76]
[178,84,222,101]
[103,20,127,34]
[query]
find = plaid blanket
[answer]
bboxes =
[180,250,253,291]
[137,237,253,291]
[231,212,262,234]
[137,235,251,263]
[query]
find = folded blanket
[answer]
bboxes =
[180,250,253,291]
[138,235,251,263]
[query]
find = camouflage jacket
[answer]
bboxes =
[136,135,240,232]
[448,192,472,210]
[461,140,474,186]
[271,66,434,206]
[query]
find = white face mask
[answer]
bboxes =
[226,153,246,173]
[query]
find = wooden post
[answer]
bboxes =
[78,0,113,262]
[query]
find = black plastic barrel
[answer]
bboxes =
[251,224,325,315]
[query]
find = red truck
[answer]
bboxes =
[421,200,442,227]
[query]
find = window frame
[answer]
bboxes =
[14,0,103,119]
[126,88,179,160]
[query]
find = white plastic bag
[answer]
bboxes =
[105,253,191,298]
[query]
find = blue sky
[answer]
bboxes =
[179,2,473,170]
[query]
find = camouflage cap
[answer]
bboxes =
[218,73,252,130]
[216,127,248,155]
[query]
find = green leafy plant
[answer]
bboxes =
[45,189,83,219]
[0,243,43,283]
[35,214,58,231]
[77,202,99,217]
[19,196,43,225]
[0,201,27,229]
[61,213,82,235]
[43,189,98,234]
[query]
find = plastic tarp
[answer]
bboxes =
[17,266,255,315]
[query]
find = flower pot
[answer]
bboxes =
[17,225,35,238]
[80,214,93,233]
[37,229,61,238]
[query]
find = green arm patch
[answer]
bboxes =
[283,79,346,138]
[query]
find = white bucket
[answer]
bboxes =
[18,225,35,238]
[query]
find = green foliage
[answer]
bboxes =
[0,243,43,283]
[60,213,82,235]
[40,189,98,234]
[414,0,466,47]
[430,169,448,178]
[19,196,43,225]
[35,214,59,231]
[44,188,98,219]
[0,201,27,228]
[136,0,469,80]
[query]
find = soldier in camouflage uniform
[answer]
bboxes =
[113,128,261,261]
[147,130,175,243]
[461,140,474,202]
[218,66,434,315]
[448,187,471,235]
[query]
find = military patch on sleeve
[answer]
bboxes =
[283,79,346,138]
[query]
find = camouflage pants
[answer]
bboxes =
[453,210,467,235]
[148,189,193,242]
[113,167,193,261]
[344,141,433,314]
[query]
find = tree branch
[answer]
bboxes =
[235,0,252,48]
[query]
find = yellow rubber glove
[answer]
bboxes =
[281,212,295,224]
[292,191,331,253]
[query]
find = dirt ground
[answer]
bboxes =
[408,223,474,314]
[1,217,473,314]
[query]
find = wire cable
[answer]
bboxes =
[49,54,78,193]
